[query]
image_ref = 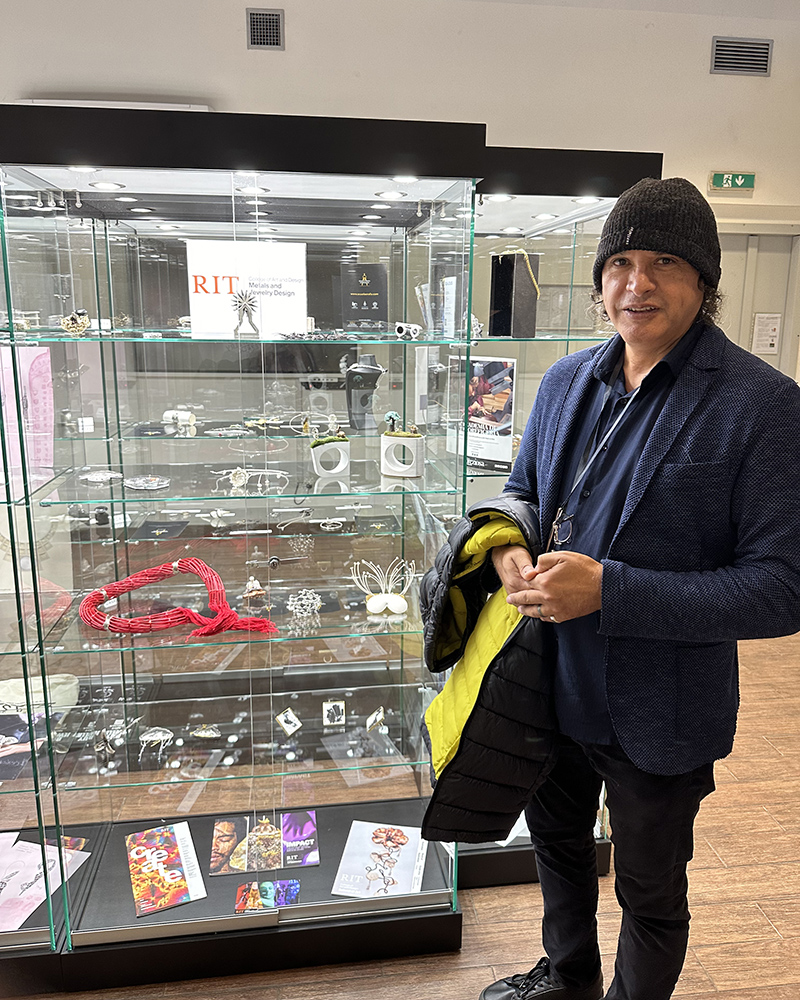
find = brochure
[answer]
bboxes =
[331,820,427,899]
[125,822,206,917]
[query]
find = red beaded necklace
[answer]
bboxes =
[79,557,277,638]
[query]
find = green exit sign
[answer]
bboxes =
[710,171,756,191]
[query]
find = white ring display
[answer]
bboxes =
[380,434,425,478]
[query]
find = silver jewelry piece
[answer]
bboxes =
[319,518,344,532]
[123,475,171,491]
[191,723,221,738]
[287,588,322,618]
[80,470,123,484]
[550,615,558,623]
[138,726,175,763]
[536,605,543,617]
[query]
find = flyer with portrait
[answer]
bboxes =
[466,356,516,473]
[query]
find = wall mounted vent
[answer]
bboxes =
[247,8,285,50]
[711,36,772,76]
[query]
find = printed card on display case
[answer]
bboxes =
[331,820,428,899]
[0,838,90,931]
[466,356,516,474]
[210,812,320,876]
[125,822,206,917]
[185,240,307,338]
[233,879,301,912]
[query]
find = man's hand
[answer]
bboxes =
[492,544,538,607]
[500,549,603,623]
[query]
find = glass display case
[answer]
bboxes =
[0,164,473,955]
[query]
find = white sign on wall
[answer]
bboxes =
[185,240,307,338]
[752,313,781,356]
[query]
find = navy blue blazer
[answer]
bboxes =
[506,323,800,774]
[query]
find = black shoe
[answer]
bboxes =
[478,957,603,1000]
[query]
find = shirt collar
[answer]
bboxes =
[595,318,706,388]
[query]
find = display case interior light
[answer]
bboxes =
[374,191,406,200]
[89,181,126,191]
[236,185,269,195]
[370,203,391,210]
[116,196,138,202]
[129,208,152,213]
[361,214,382,220]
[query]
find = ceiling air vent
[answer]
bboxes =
[711,36,772,76]
[247,8,285,50]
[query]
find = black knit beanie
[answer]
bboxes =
[592,177,721,291]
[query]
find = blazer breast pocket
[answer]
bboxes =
[648,460,732,564]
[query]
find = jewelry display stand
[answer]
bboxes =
[380,434,425,478]
[310,439,351,477]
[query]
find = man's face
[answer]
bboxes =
[601,249,704,350]
[210,820,239,872]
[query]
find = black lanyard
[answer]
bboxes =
[546,354,641,551]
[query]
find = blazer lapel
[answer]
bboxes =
[613,325,724,538]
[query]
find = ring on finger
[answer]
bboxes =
[549,614,558,623]
[536,604,544,617]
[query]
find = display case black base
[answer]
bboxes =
[457,837,612,889]
[0,907,462,997]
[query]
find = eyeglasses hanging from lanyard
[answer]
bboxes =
[546,354,641,551]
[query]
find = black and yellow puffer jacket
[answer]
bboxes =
[419,494,557,843]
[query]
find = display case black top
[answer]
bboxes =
[0,104,662,196]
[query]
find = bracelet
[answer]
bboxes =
[79,558,277,639]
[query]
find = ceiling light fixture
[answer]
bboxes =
[370,203,391,210]
[89,181,126,191]
[129,208,152,213]
[573,196,601,205]
[485,194,515,203]
[236,185,269,195]
[534,213,558,220]
[115,196,138,203]
[392,175,418,183]
[375,191,406,201]
[68,166,97,173]
[361,214,383,220]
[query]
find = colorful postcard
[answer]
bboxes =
[331,820,427,900]
[234,879,301,912]
[125,822,206,917]
[210,811,319,876]
[281,810,319,867]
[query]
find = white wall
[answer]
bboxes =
[2,1,800,209]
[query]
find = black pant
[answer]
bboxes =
[525,735,715,1000]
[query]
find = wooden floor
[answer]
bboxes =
[12,633,800,1000]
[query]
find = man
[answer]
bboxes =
[209,816,247,875]
[479,177,800,1000]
